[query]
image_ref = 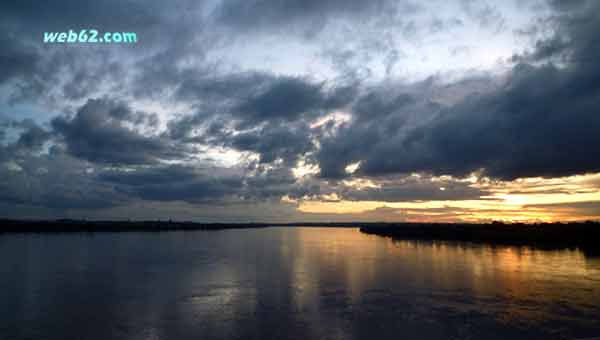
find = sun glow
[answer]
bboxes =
[295,173,600,222]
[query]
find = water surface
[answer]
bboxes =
[1,227,599,340]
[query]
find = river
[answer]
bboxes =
[1,227,599,339]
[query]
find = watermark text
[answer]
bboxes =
[43,29,137,44]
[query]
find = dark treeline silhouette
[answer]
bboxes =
[0,219,362,233]
[0,219,273,233]
[1,219,599,251]
[359,221,600,251]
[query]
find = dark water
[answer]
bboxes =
[1,227,600,340]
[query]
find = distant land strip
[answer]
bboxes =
[359,221,600,251]
[0,219,361,233]
[1,219,599,251]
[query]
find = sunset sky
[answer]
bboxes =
[1,0,599,222]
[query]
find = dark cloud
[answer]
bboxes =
[547,0,590,12]
[244,166,299,200]
[234,77,325,126]
[167,74,356,169]
[339,176,488,202]
[229,123,314,164]
[315,85,438,179]
[51,98,182,165]
[0,119,52,151]
[1,0,599,221]
[0,120,52,173]
[233,76,356,127]
[175,71,272,105]
[99,164,196,186]
[214,0,413,34]
[0,147,126,211]
[0,0,160,34]
[99,165,244,203]
[173,73,355,131]
[99,163,311,205]
[0,0,212,104]
[352,91,415,122]
[15,120,52,150]
[316,1,600,181]
[0,38,40,84]
[350,62,600,180]
[316,124,380,179]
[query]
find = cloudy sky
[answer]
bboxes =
[1,0,600,222]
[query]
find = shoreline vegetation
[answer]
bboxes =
[359,221,600,252]
[1,219,599,252]
[0,219,364,233]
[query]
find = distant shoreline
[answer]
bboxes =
[359,221,600,251]
[1,219,599,251]
[0,219,364,233]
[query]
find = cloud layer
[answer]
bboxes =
[1,0,600,221]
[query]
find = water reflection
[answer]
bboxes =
[1,228,599,340]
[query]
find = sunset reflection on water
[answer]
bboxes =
[1,228,599,340]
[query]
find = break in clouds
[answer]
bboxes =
[1,0,600,221]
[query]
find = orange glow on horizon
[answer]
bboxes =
[290,173,600,223]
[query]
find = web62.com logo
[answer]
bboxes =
[43,29,137,44]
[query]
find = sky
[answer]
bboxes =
[1,0,600,222]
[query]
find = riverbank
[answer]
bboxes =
[359,221,600,249]
[0,219,362,233]
[2,219,599,252]
[0,219,273,233]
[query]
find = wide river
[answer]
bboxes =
[1,227,599,340]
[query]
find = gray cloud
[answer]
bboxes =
[315,84,442,179]
[339,176,488,202]
[214,0,415,35]
[173,73,356,130]
[0,146,127,211]
[15,120,52,150]
[461,0,506,32]
[322,61,600,180]
[0,38,40,84]
[1,0,599,220]
[229,123,314,164]
[244,166,299,200]
[99,165,244,203]
[316,1,600,180]
[52,98,183,165]
[233,77,325,125]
